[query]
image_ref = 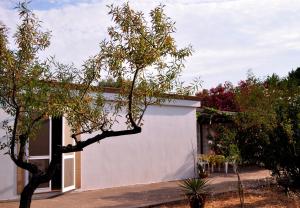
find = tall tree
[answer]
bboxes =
[287,67,300,86]
[200,71,300,189]
[234,74,300,188]
[0,2,192,208]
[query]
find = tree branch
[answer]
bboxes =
[10,108,39,173]
[137,97,148,126]
[10,107,20,163]
[39,146,61,183]
[11,135,39,174]
[127,67,140,129]
[61,127,141,153]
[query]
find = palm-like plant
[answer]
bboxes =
[179,178,209,208]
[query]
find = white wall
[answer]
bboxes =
[0,98,200,199]
[0,109,17,200]
[81,101,199,190]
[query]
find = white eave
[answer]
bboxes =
[102,92,201,108]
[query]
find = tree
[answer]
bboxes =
[196,82,239,112]
[234,73,300,189]
[287,67,300,86]
[0,2,192,208]
[200,71,300,189]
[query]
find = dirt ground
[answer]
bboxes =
[163,186,300,208]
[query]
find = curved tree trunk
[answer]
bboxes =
[18,148,61,208]
[19,177,39,208]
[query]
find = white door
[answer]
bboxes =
[61,116,76,192]
[27,118,52,192]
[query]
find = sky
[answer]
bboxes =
[0,0,299,89]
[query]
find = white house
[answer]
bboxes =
[0,88,200,200]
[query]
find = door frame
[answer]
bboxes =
[26,117,52,193]
[61,116,76,192]
[25,116,76,193]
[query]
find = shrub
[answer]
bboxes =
[180,178,209,208]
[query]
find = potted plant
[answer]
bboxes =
[180,178,209,208]
[208,154,216,172]
[214,155,225,172]
[197,163,208,178]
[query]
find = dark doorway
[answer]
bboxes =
[51,117,62,190]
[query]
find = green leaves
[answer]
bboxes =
[0,4,193,207]
[0,2,192,151]
[233,74,300,187]
[15,2,50,66]
[86,3,192,127]
[179,178,209,199]
[0,2,75,139]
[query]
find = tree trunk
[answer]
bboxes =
[236,170,244,208]
[19,177,39,208]
[18,149,61,208]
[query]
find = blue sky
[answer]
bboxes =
[1,0,93,10]
[1,0,300,89]
[27,0,78,10]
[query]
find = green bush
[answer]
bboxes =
[234,73,300,189]
[208,125,237,158]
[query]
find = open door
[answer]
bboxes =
[61,116,76,192]
[28,118,52,193]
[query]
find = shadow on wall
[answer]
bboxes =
[0,128,9,145]
[0,111,12,157]
[162,147,197,181]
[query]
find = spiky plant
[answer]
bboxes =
[179,178,209,208]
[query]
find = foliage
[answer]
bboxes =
[0,2,192,208]
[197,107,235,124]
[198,70,300,189]
[180,178,209,208]
[97,77,124,88]
[196,81,239,112]
[207,125,237,158]
[234,73,300,189]
[227,144,241,163]
[287,67,300,86]
[262,96,300,189]
[212,154,226,164]
[198,154,210,162]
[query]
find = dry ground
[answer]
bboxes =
[162,186,300,208]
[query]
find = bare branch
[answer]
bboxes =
[62,126,141,153]
[127,68,140,129]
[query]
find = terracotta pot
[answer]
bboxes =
[199,172,208,179]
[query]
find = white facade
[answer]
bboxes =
[0,97,200,200]
[81,100,199,190]
[0,150,16,200]
[0,109,18,200]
